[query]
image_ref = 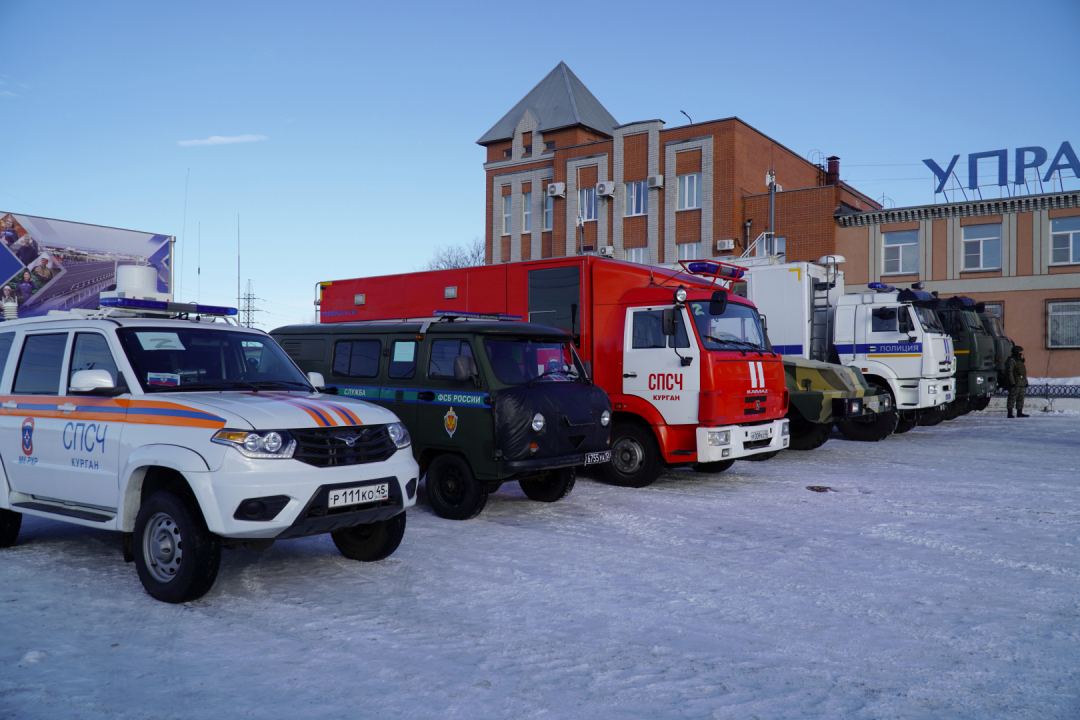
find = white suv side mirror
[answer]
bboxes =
[70,369,116,393]
[307,371,325,390]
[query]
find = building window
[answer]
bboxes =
[1051,216,1080,265]
[677,242,701,261]
[543,195,553,231]
[883,229,919,274]
[677,173,701,210]
[503,148,512,158]
[1048,301,1080,348]
[983,302,1003,319]
[545,141,556,151]
[579,187,598,222]
[522,191,532,233]
[625,247,647,264]
[501,194,511,235]
[962,224,1001,271]
[625,181,648,217]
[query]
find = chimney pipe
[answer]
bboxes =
[827,156,840,186]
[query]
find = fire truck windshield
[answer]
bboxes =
[483,338,587,385]
[688,301,766,351]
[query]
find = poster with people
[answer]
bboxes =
[0,213,172,319]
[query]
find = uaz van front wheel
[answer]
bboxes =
[520,467,576,502]
[134,491,221,604]
[426,454,488,520]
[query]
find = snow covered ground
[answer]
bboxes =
[2,407,1079,720]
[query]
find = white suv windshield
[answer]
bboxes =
[117,327,311,393]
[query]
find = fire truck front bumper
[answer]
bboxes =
[695,418,789,462]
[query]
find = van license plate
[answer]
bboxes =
[328,483,389,509]
[748,429,772,441]
[584,451,612,465]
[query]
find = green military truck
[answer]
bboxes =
[782,356,897,449]
[979,311,1014,390]
[929,296,997,419]
[271,316,612,520]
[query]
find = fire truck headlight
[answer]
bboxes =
[531,413,546,432]
[674,286,688,304]
[600,410,611,427]
[708,430,730,446]
[781,421,790,436]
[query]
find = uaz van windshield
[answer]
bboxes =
[483,338,587,385]
[117,327,311,393]
[688,301,765,351]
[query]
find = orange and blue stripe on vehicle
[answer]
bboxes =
[0,396,227,428]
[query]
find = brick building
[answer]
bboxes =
[836,191,1080,377]
[478,62,880,268]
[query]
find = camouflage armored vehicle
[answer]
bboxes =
[271,316,612,520]
[783,356,897,449]
[979,311,1014,391]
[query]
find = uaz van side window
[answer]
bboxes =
[389,341,417,379]
[13,333,68,395]
[428,340,474,380]
[333,340,381,378]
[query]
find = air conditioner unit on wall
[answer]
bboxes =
[547,182,565,198]
[596,181,616,197]
[599,246,614,257]
[648,175,664,189]
[716,239,735,251]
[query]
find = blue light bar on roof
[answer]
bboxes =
[100,297,238,316]
[685,261,745,280]
[867,282,896,292]
[433,310,522,321]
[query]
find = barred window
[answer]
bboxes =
[1048,301,1080,348]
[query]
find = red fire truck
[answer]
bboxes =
[318,257,789,487]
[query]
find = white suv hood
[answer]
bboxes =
[158,391,399,430]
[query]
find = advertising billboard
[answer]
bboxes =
[0,212,172,318]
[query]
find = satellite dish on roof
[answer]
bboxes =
[817,255,847,265]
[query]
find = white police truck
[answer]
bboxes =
[736,258,955,434]
[0,278,418,603]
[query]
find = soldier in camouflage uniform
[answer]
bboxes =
[1005,345,1028,418]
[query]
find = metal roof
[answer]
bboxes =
[476,62,619,145]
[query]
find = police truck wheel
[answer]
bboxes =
[519,467,576,503]
[943,400,965,421]
[0,508,21,548]
[426,454,488,520]
[836,409,899,441]
[604,423,664,488]
[894,411,919,434]
[788,420,831,450]
[133,491,221,604]
[692,460,735,474]
[332,512,406,561]
[917,406,946,426]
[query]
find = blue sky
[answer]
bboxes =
[2,0,1077,328]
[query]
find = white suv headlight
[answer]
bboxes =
[213,430,296,459]
[386,422,411,449]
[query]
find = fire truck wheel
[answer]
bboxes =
[894,411,919,434]
[426,454,488,520]
[917,406,946,426]
[836,409,899,441]
[692,460,734,474]
[331,512,406,561]
[745,451,779,462]
[0,508,21,548]
[134,491,222,604]
[974,394,992,411]
[788,420,831,450]
[519,467,576,503]
[604,423,663,488]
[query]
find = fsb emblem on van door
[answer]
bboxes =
[444,407,458,438]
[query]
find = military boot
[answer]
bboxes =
[1007,410,1015,418]
[1017,411,1029,418]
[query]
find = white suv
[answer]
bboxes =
[0,305,418,603]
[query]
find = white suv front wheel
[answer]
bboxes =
[134,491,222,603]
